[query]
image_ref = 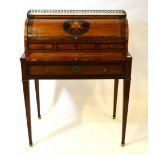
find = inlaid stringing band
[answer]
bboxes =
[28,9,126,16]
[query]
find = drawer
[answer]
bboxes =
[29,43,54,50]
[56,43,96,50]
[29,64,124,76]
[99,43,124,50]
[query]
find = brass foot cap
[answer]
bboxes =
[121,143,125,147]
[38,116,41,119]
[113,116,116,119]
[29,144,33,147]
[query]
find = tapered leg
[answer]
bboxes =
[35,79,41,119]
[22,80,33,146]
[113,79,119,119]
[121,79,131,146]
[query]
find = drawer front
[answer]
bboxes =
[28,43,124,51]
[29,44,54,50]
[99,43,124,50]
[29,64,124,76]
[56,43,96,50]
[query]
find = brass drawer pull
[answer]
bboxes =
[102,67,107,73]
[109,44,114,48]
[74,57,78,61]
[71,65,81,73]
[44,68,49,73]
[44,68,54,73]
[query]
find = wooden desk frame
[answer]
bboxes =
[20,53,132,147]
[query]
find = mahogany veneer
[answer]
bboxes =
[20,9,132,146]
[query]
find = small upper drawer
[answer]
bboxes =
[29,44,54,50]
[99,43,124,50]
[56,43,96,50]
[78,44,96,50]
[56,44,76,50]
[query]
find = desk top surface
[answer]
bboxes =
[21,52,126,63]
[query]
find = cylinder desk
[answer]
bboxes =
[20,9,132,146]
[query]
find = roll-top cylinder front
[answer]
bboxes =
[24,10,128,54]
